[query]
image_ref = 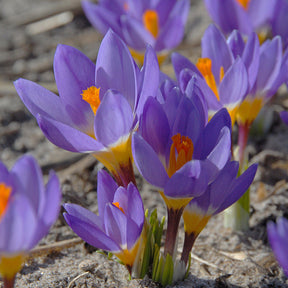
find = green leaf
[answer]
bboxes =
[162,254,174,286]
[152,244,160,280]
[155,255,164,283]
[185,253,191,279]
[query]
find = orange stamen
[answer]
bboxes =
[112,202,125,214]
[220,66,225,82]
[236,0,250,10]
[0,183,12,219]
[81,86,101,115]
[143,10,159,38]
[167,134,194,177]
[196,58,220,101]
[123,2,129,11]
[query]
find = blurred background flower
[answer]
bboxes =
[0,155,61,288]
[267,217,288,277]
[82,0,190,65]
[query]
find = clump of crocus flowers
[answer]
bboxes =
[1,0,288,286]
[11,29,260,286]
[6,0,288,285]
[171,22,288,231]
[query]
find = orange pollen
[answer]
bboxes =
[112,202,125,214]
[0,183,12,219]
[167,134,194,177]
[143,10,159,38]
[81,86,101,115]
[220,66,225,82]
[236,0,250,9]
[123,2,129,11]
[196,58,222,101]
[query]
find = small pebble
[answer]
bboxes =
[78,259,97,272]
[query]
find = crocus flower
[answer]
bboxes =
[267,217,288,277]
[132,85,232,256]
[181,161,257,265]
[272,0,288,49]
[0,155,61,288]
[14,30,159,187]
[82,0,190,65]
[64,170,145,276]
[236,36,288,128]
[204,0,277,43]
[172,24,252,126]
[236,36,288,167]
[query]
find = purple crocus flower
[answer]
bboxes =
[272,0,288,49]
[267,217,288,277]
[14,30,159,187]
[0,155,61,287]
[64,170,145,275]
[82,0,190,65]
[231,33,288,168]
[204,0,277,41]
[181,161,257,264]
[172,24,252,126]
[236,36,288,127]
[132,85,232,256]
[172,24,288,129]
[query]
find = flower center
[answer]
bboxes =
[236,0,250,9]
[112,202,125,214]
[143,10,159,38]
[167,134,194,177]
[0,183,12,220]
[196,58,224,101]
[81,86,101,115]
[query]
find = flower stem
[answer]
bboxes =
[164,208,183,257]
[224,123,250,231]
[4,276,15,288]
[181,232,198,266]
[238,123,250,170]
[115,158,137,187]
